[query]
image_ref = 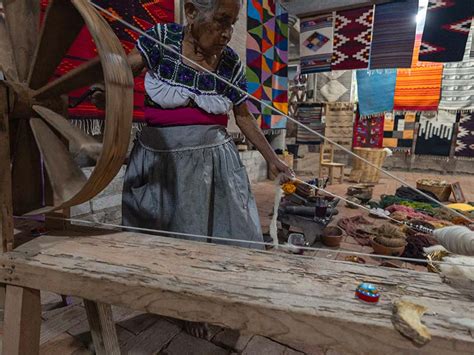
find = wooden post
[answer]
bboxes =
[0,84,14,252]
[3,285,41,355]
[84,300,120,355]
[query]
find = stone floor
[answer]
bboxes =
[1,170,472,354]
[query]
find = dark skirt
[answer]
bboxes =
[122,125,264,249]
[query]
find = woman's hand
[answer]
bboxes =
[269,157,295,183]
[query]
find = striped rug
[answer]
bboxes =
[369,0,418,69]
[300,14,334,73]
[394,35,443,112]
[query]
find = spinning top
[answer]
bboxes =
[355,282,380,303]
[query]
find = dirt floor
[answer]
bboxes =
[1,170,472,354]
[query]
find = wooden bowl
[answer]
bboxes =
[370,238,406,256]
[321,226,344,247]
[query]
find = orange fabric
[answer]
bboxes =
[393,35,442,111]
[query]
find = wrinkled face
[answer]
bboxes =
[186,0,241,56]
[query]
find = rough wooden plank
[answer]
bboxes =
[39,332,91,355]
[84,300,120,355]
[0,232,473,354]
[0,84,13,252]
[3,285,41,355]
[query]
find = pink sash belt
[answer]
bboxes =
[144,106,228,127]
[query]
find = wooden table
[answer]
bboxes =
[1,228,473,354]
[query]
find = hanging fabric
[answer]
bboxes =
[300,13,334,74]
[369,0,418,69]
[356,69,396,117]
[415,110,457,156]
[394,34,443,112]
[382,112,417,152]
[438,24,474,112]
[315,71,352,103]
[419,0,474,63]
[331,6,374,70]
[353,111,384,148]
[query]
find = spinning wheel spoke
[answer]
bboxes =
[3,0,39,81]
[29,118,87,207]
[33,57,103,100]
[28,0,84,90]
[11,120,43,215]
[0,14,18,81]
[33,105,102,161]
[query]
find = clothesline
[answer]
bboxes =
[87,0,472,224]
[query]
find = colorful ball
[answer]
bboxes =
[355,282,380,303]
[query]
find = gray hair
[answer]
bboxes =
[186,0,243,21]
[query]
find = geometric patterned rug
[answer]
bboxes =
[332,6,373,70]
[455,112,474,159]
[415,111,457,157]
[300,13,334,73]
[383,112,417,151]
[246,0,289,129]
[315,71,352,102]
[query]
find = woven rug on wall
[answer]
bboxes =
[455,112,474,159]
[41,0,175,131]
[356,69,396,117]
[324,102,354,150]
[296,103,324,145]
[300,13,333,73]
[369,0,418,69]
[332,6,374,70]
[415,111,457,156]
[438,24,474,112]
[383,112,417,151]
[247,0,289,129]
[353,112,384,148]
[394,34,443,112]
[419,0,473,63]
[315,71,352,103]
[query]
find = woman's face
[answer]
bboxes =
[187,0,241,56]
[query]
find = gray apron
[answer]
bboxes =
[122,125,264,250]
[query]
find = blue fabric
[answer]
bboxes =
[356,69,396,117]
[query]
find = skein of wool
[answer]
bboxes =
[433,226,474,256]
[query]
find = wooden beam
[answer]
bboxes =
[0,84,13,252]
[84,300,120,355]
[3,285,41,355]
[0,231,472,354]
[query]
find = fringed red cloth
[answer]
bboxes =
[40,0,175,125]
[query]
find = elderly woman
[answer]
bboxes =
[114,0,292,251]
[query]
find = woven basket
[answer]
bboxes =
[416,180,451,202]
[350,148,387,183]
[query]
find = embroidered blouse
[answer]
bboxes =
[136,23,248,115]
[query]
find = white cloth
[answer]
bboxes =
[145,72,233,115]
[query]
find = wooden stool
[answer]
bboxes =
[319,144,345,185]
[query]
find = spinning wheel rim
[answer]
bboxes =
[1,0,134,215]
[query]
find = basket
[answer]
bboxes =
[416,180,451,202]
[349,148,387,183]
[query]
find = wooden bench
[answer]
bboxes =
[1,228,473,354]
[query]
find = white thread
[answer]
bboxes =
[14,214,474,269]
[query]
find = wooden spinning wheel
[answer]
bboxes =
[0,0,134,216]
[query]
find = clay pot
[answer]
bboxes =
[321,226,344,247]
[370,238,406,256]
